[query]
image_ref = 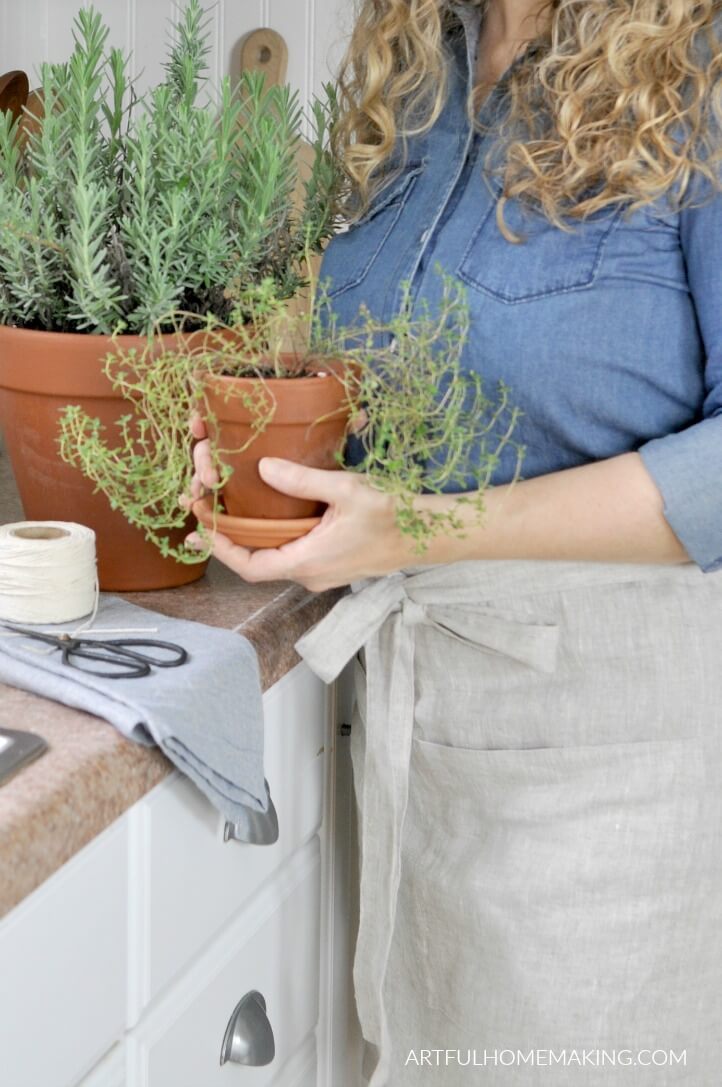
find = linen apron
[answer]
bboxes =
[296,558,722,1086]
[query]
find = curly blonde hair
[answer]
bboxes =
[333,0,722,232]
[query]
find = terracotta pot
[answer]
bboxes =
[0,325,207,591]
[0,70,29,120]
[200,357,352,520]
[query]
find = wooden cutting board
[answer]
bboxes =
[237,27,318,192]
[239,27,289,90]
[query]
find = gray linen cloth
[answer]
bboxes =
[0,595,270,830]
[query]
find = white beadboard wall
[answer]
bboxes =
[0,0,354,114]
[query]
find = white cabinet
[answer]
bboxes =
[79,1047,126,1087]
[131,665,330,1013]
[0,661,360,1087]
[0,818,129,1087]
[130,843,320,1087]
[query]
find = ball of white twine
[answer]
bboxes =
[0,521,97,624]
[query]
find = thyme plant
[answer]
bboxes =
[58,271,525,560]
[59,336,217,560]
[0,2,341,333]
[58,275,351,561]
[332,273,525,551]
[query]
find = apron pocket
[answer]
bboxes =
[400,734,722,1058]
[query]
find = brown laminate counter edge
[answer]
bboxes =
[0,452,343,919]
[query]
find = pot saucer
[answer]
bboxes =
[192,494,321,549]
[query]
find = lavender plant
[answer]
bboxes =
[0,1,341,334]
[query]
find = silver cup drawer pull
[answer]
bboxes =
[223,793,279,846]
[220,990,275,1067]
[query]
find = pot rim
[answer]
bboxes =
[198,356,352,389]
[0,323,155,345]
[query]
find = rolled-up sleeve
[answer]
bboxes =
[637,171,722,573]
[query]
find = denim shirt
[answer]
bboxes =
[319,2,722,573]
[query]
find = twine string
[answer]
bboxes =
[0,521,159,654]
[0,521,98,624]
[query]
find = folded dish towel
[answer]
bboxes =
[0,595,270,830]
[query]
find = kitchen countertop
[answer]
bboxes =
[0,452,342,920]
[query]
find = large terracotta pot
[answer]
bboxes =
[0,325,207,591]
[201,357,352,521]
[0,70,29,119]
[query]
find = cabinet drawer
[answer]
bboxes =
[270,1033,317,1087]
[270,1030,315,1082]
[78,1044,126,1087]
[136,662,329,1009]
[130,839,321,1087]
[0,819,128,1087]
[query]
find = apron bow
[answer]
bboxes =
[297,569,560,681]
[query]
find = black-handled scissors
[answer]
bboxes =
[1,623,189,679]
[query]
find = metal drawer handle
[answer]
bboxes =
[223,792,279,846]
[220,990,275,1067]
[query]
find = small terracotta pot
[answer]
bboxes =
[200,356,352,521]
[0,325,207,591]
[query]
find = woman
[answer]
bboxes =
[187,0,722,1082]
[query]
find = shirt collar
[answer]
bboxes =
[448,2,547,119]
[446,2,484,94]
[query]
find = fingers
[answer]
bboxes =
[349,408,369,434]
[192,437,219,492]
[184,448,348,531]
[185,414,216,504]
[178,440,217,510]
[190,411,208,440]
[211,533,293,581]
[258,457,350,503]
[185,528,302,583]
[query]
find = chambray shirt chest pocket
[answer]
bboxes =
[456,176,625,304]
[322,162,427,299]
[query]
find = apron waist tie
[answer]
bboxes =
[296,570,560,1085]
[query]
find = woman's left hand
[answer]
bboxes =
[185,457,420,591]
